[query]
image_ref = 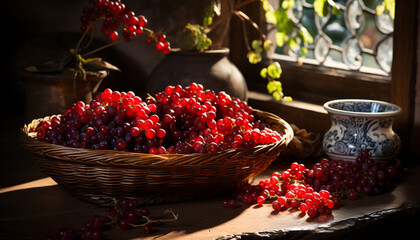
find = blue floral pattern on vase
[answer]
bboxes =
[322,100,401,161]
[329,101,399,113]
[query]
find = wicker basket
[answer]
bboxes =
[21,109,293,206]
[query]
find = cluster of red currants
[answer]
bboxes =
[225,162,335,218]
[80,0,170,53]
[35,83,282,154]
[223,150,403,219]
[258,166,335,218]
[148,34,171,55]
[46,198,177,240]
[153,83,282,153]
[305,150,401,201]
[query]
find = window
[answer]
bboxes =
[263,0,398,104]
[271,0,394,76]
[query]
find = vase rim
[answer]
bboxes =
[168,47,229,56]
[323,99,402,117]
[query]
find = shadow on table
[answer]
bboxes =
[0,183,246,240]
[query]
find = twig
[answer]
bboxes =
[232,10,267,40]
[82,40,124,57]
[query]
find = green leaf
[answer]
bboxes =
[263,40,273,51]
[314,0,328,17]
[267,80,282,93]
[288,37,299,51]
[260,68,268,78]
[203,0,221,28]
[275,32,287,47]
[282,96,293,102]
[266,81,276,94]
[203,16,213,29]
[281,0,295,10]
[384,0,395,19]
[272,91,284,101]
[331,6,341,15]
[252,40,262,50]
[267,62,282,79]
[261,0,273,12]
[274,9,287,26]
[299,27,313,44]
[265,10,277,24]
[388,6,395,19]
[181,23,212,51]
[376,4,385,16]
[247,52,262,64]
[376,0,395,19]
[300,47,308,57]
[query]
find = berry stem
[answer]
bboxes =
[131,209,178,228]
[74,21,97,56]
[82,39,124,58]
[82,27,155,58]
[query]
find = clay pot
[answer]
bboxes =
[18,70,108,121]
[146,48,248,100]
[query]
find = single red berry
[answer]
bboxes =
[157,146,166,154]
[130,127,141,137]
[156,42,165,51]
[228,199,237,209]
[116,139,126,150]
[307,208,317,218]
[222,199,230,208]
[142,224,153,234]
[118,219,132,230]
[257,196,265,205]
[319,190,330,199]
[272,200,282,211]
[145,129,156,139]
[138,15,147,27]
[128,16,139,25]
[326,199,334,209]
[163,46,171,55]
[299,203,308,212]
[109,31,119,41]
[146,37,154,44]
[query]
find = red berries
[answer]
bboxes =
[109,31,118,41]
[156,42,165,51]
[226,150,402,219]
[80,0,170,54]
[47,197,178,239]
[35,83,282,154]
[223,161,335,219]
[306,150,401,199]
[153,34,171,54]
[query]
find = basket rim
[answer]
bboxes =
[21,109,294,167]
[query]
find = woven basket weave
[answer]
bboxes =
[21,109,293,206]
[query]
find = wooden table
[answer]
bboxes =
[1,114,420,240]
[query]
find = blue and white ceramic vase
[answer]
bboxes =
[322,99,402,161]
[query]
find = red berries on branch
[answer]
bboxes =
[80,0,170,54]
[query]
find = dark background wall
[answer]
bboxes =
[1,0,218,114]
